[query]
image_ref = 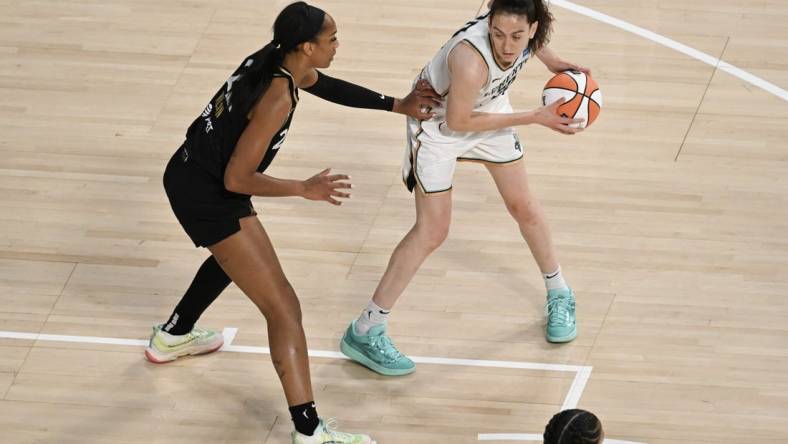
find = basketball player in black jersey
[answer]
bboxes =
[143,3,439,443]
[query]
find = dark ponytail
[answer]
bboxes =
[489,0,553,53]
[543,409,603,444]
[234,1,326,114]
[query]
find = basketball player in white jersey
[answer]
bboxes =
[340,0,591,376]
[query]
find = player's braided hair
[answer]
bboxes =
[489,0,554,53]
[543,409,604,444]
[234,1,327,115]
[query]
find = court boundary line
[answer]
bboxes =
[0,328,596,439]
[551,0,788,102]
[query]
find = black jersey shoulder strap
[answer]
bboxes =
[272,65,299,107]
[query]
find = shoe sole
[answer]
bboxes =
[144,338,224,364]
[546,328,577,343]
[340,337,415,376]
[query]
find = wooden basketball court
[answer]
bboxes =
[1,0,787,442]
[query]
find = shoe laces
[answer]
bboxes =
[322,418,355,441]
[546,294,574,327]
[368,333,403,363]
[189,326,208,338]
[175,327,203,344]
[155,326,206,347]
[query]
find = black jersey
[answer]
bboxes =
[185,49,298,181]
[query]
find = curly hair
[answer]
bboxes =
[489,0,554,52]
[543,409,604,444]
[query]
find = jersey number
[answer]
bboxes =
[271,129,288,151]
[451,12,489,38]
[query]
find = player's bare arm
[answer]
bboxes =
[445,42,583,134]
[536,46,591,76]
[224,78,350,204]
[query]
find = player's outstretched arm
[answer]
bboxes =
[445,43,582,134]
[300,69,439,120]
[536,46,592,77]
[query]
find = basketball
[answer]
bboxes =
[542,70,602,129]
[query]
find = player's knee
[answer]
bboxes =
[267,301,303,329]
[507,199,541,225]
[277,282,303,325]
[278,303,303,328]
[417,221,450,251]
[256,280,303,325]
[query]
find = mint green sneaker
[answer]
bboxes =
[144,325,223,363]
[291,418,375,444]
[340,320,415,376]
[545,288,577,343]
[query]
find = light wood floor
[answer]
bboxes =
[1,0,787,443]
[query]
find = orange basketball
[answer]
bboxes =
[542,70,602,129]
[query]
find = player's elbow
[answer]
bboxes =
[223,171,245,194]
[445,114,469,132]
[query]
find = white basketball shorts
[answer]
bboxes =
[402,100,523,194]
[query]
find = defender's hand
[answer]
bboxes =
[302,168,352,205]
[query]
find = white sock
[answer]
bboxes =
[543,266,568,291]
[354,300,391,335]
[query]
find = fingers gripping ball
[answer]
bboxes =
[542,70,602,129]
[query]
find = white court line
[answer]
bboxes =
[220,327,238,351]
[477,367,595,442]
[0,328,602,440]
[0,330,148,346]
[561,365,592,411]
[0,330,589,376]
[0,329,593,420]
[551,0,788,102]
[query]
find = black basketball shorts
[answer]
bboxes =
[163,142,256,248]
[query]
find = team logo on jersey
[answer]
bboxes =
[201,103,214,133]
[488,56,529,100]
[213,92,226,119]
[223,74,241,112]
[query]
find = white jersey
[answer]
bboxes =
[421,11,532,113]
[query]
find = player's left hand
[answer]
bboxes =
[548,60,592,78]
[393,79,441,120]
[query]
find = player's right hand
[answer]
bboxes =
[301,168,352,205]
